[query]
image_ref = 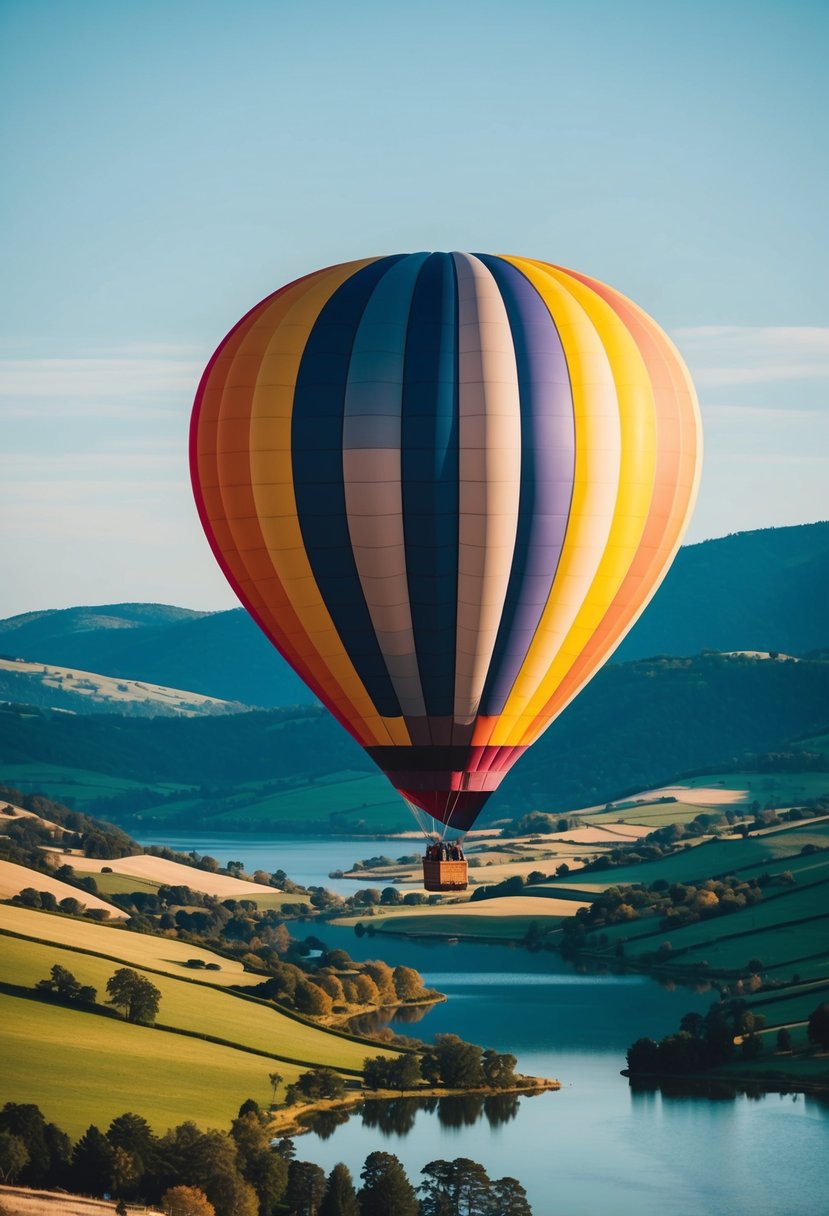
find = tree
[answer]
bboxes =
[285,1159,326,1216]
[392,965,425,1001]
[419,1157,492,1216]
[0,1103,71,1188]
[776,1028,793,1052]
[488,1176,533,1215]
[231,1110,288,1213]
[432,1035,485,1088]
[0,1132,28,1184]
[482,1049,517,1089]
[362,962,397,1005]
[358,1151,419,1216]
[807,1002,829,1049]
[106,968,161,1024]
[161,1185,216,1216]
[36,964,92,1004]
[71,1125,115,1196]
[319,1162,360,1216]
[269,1072,283,1105]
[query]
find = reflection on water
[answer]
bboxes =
[302,1092,527,1141]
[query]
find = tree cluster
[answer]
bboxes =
[627,999,773,1076]
[0,1102,533,1215]
[561,872,764,953]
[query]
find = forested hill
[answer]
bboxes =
[2,652,828,831]
[1,522,826,709]
[0,602,311,708]
[616,521,829,660]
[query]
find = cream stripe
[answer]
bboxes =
[484,258,622,745]
[451,253,522,726]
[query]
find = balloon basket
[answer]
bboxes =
[422,859,468,892]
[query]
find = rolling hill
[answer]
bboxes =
[1,522,827,710]
[2,652,827,832]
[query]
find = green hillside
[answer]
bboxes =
[3,651,828,831]
[2,522,827,710]
[0,903,395,1136]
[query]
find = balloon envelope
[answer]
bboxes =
[191,253,702,831]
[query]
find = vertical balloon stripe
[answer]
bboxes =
[244,261,401,745]
[193,274,371,735]
[482,256,621,747]
[521,270,701,739]
[451,254,523,730]
[343,253,430,718]
[476,254,576,715]
[402,253,460,728]
[506,261,657,743]
[292,257,407,721]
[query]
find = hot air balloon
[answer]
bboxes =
[190,253,702,891]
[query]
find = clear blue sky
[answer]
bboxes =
[2,0,827,617]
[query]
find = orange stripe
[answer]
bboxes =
[194,269,379,745]
[520,269,701,743]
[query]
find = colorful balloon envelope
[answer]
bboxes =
[191,253,702,833]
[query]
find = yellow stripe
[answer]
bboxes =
[243,259,409,748]
[487,258,657,747]
[511,261,659,744]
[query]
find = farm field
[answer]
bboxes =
[336,895,588,940]
[0,860,125,917]
[0,931,391,1072]
[0,762,188,804]
[0,988,304,1138]
[0,902,263,985]
[644,771,829,806]
[530,821,829,898]
[57,851,310,905]
[139,770,409,833]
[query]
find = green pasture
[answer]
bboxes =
[531,821,829,898]
[0,989,303,1138]
[62,859,311,908]
[0,931,392,1072]
[85,870,162,897]
[0,903,258,985]
[345,912,565,941]
[670,912,829,973]
[660,771,829,804]
[747,982,829,1028]
[135,769,411,833]
[0,762,187,803]
[797,731,829,752]
[586,802,725,827]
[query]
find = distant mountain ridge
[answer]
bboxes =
[2,652,827,832]
[1,522,827,709]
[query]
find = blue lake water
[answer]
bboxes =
[141,833,829,1215]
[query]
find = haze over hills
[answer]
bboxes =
[2,652,827,833]
[1,523,827,710]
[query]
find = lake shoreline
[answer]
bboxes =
[267,1075,562,1138]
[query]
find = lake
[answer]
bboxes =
[141,833,829,1215]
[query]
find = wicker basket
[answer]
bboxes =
[422,858,468,892]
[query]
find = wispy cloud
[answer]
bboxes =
[672,326,829,386]
[702,402,829,423]
[0,353,202,408]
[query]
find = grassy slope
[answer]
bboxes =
[0,903,397,1135]
[0,990,300,1137]
[0,903,257,984]
[530,821,829,898]
[0,932,387,1071]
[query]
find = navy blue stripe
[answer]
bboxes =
[401,252,459,716]
[292,255,406,718]
[476,255,577,715]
